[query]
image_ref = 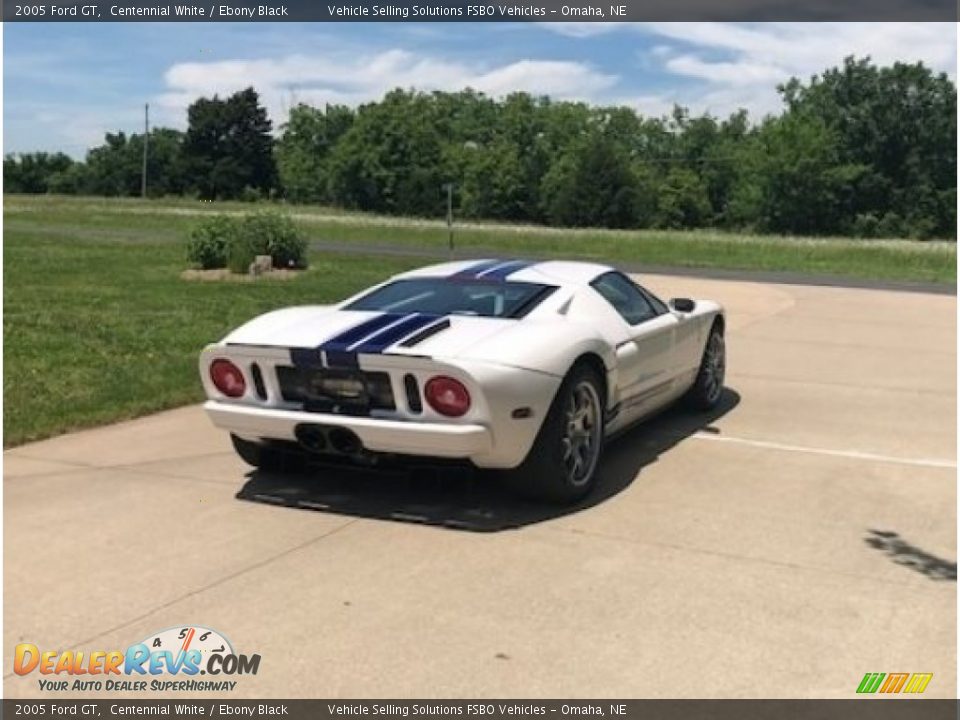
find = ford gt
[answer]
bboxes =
[200,259,726,503]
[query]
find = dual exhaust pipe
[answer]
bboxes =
[295,424,364,457]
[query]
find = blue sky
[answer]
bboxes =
[4,22,956,157]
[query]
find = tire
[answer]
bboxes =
[230,434,287,471]
[686,324,726,410]
[502,364,605,504]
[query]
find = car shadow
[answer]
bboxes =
[236,388,741,532]
[864,529,957,581]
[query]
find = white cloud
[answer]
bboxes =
[159,23,956,130]
[14,22,954,157]
[663,55,785,86]
[615,94,678,118]
[472,59,618,96]
[155,49,618,130]
[644,22,956,79]
[4,101,144,158]
[548,22,958,119]
[537,22,626,38]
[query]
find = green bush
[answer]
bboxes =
[185,210,308,272]
[239,185,263,203]
[851,212,880,238]
[226,232,258,274]
[906,215,937,241]
[238,211,308,269]
[186,215,238,269]
[875,212,904,239]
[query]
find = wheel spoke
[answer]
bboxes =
[558,379,604,487]
[702,333,725,401]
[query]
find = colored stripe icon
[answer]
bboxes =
[857,672,932,694]
[879,673,909,693]
[902,673,934,693]
[857,673,885,694]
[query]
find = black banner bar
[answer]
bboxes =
[2,0,956,22]
[1,700,958,720]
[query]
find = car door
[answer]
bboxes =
[590,272,679,423]
[637,281,704,381]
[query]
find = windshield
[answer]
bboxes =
[345,278,556,319]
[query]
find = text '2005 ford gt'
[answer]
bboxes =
[200,259,726,503]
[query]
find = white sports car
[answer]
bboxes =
[200,259,726,503]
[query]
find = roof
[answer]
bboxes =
[397,259,614,286]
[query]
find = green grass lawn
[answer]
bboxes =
[7,194,957,284]
[4,227,422,446]
[3,194,955,447]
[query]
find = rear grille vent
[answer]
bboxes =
[404,374,422,414]
[251,363,268,400]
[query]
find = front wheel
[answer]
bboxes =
[502,364,605,504]
[686,325,726,410]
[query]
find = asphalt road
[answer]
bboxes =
[4,275,956,699]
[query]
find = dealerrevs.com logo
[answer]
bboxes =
[14,625,261,693]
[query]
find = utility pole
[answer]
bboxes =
[141,103,149,199]
[443,182,454,256]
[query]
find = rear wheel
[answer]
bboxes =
[686,325,725,410]
[230,434,287,471]
[503,364,605,504]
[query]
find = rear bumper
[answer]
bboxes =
[205,401,493,459]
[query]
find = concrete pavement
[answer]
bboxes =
[4,275,956,698]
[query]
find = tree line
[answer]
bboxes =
[4,57,956,239]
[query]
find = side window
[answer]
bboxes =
[637,284,669,315]
[591,272,658,325]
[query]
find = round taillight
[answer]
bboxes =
[210,359,246,398]
[424,376,471,417]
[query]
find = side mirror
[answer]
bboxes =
[670,298,696,313]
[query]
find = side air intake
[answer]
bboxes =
[400,318,451,348]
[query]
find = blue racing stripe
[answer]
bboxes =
[319,313,404,353]
[451,259,503,278]
[476,259,535,280]
[353,313,443,353]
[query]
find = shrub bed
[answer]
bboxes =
[186,211,308,272]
